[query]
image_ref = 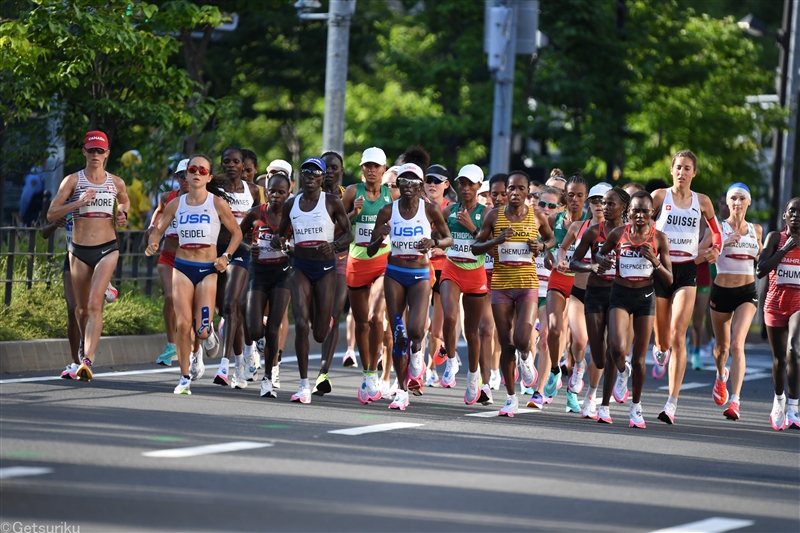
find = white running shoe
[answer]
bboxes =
[189,354,205,381]
[272,365,281,389]
[342,349,358,368]
[425,368,440,387]
[629,403,646,428]
[488,369,501,390]
[173,376,191,395]
[389,379,399,397]
[203,330,220,359]
[441,357,459,388]
[378,379,392,398]
[366,374,382,402]
[581,396,598,420]
[242,354,258,381]
[60,363,79,380]
[787,409,800,429]
[389,389,409,410]
[408,348,425,380]
[255,339,265,369]
[613,362,631,403]
[519,350,536,389]
[213,358,229,386]
[597,405,612,424]
[770,398,787,431]
[231,363,248,389]
[568,359,586,394]
[260,377,277,398]
[499,394,518,417]
[464,371,480,405]
[291,385,311,404]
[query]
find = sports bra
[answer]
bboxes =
[70,170,117,219]
[389,199,430,260]
[177,193,220,249]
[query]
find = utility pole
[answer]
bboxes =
[780,0,800,218]
[771,0,793,231]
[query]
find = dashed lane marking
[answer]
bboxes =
[647,516,754,533]
[328,422,424,435]
[0,466,54,479]
[143,441,272,458]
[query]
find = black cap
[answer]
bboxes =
[425,164,449,182]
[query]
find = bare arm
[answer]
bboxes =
[113,176,130,228]
[47,175,80,222]
[471,208,500,255]
[569,225,599,273]
[421,202,453,251]
[366,205,392,258]
[328,195,354,252]
[757,231,792,278]
[144,199,179,256]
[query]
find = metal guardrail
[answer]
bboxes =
[0,227,158,305]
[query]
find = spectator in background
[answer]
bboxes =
[120,150,150,230]
[19,161,46,226]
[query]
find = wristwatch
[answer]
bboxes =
[222,252,233,262]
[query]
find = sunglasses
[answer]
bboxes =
[551,176,567,183]
[187,165,211,176]
[528,192,540,200]
[425,176,446,184]
[175,172,186,180]
[386,183,398,189]
[397,177,422,186]
[301,168,325,178]
[589,197,603,205]
[85,147,106,155]
[538,201,559,210]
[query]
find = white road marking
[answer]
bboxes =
[328,422,423,435]
[647,516,754,533]
[0,466,54,479]
[143,441,272,458]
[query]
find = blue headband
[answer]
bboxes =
[727,182,751,201]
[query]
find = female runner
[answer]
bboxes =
[440,165,489,405]
[651,150,721,425]
[757,197,800,430]
[342,147,399,403]
[272,157,353,404]
[145,155,242,394]
[596,191,672,427]
[473,171,555,417]
[706,183,762,420]
[47,131,130,382]
[481,174,508,392]
[367,162,453,410]
[568,188,630,418]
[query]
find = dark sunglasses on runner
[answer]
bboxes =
[85,148,106,155]
[397,177,423,187]
[425,175,446,184]
[187,165,210,176]
[589,197,603,205]
[301,168,325,178]
[528,192,540,200]
[538,200,559,210]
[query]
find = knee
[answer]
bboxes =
[465,330,480,346]
[367,313,382,329]
[715,339,730,356]
[672,332,687,349]
[442,314,456,330]
[547,318,560,337]
[87,299,103,316]
[478,322,492,340]
[222,300,238,317]
[295,318,310,335]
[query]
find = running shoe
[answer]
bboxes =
[488,369,501,390]
[652,345,671,367]
[441,357,459,388]
[312,373,332,396]
[499,395,518,417]
[464,372,480,405]
[407,375,424,396]
[76,358,93,382]
[543,394,554,405]
[629,403,646,428]
[712,368,729,406]
[556,374,563,390]
[213,358,230,386]
[291,385,311,404]
[60,363,78,380]
[389,378,399,397]
[519,351,537,389]
[425,369,440,387]
[433,344,448,366]
[366,374,382,402]
[217,318,225,341]
[691,350,703,371]
[255,338,265,361]
[544,369,561,398]
[565,391,581,413]
[479,384,493,406]
[723,401,740,421]
[651,363,666,379]
[658,402,677,425]
[156,344,177,366]
[272,365,280,389]
[260,377,277,398]
[613,362,631,403]
[787,410,800,429]
[231,363,248,389]
[389,389,409,410]
[203,330,220,359]
[521,385,535,395]
[408,348,425,381]
[770,399,786,431]
[581,396,598,420]
[358,375,370,404]
[173,376,191,395]
[527,391,544,409]
[597,405,612,424]
[189,354,205,381]
[342,349,358,368]
[104,284,118,303]
[243,354,258,381]
[568,359,585,394]
[378,379,392,398]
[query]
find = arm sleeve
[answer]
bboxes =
[706,216,723,252]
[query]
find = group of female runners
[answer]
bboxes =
[49,134,800,431]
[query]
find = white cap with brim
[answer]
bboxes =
[588,182,613,199]
[457,164,484,184]
[176,158,190,173]
[267,159,293,177]
[396,163,424,180]
[478,181,490,195]
[360,147,387,167]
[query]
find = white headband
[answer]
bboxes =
[726,186,750,202]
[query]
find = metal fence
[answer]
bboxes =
[0,227,159,305]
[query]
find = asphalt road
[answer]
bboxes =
[1,343,797,533]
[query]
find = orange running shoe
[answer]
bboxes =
[712,368,729,406]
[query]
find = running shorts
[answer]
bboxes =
[70,240,118,269]
[547,269,575,298]
[346,254,387,289]
[440,262,488,296]
[709,282,758,314]
[609,283,655,318]
[158,249,176,268]
[655,261,697,299]
[491,288,537,305]
[385,264,430,289]
[249,261,292,294]
[335,251,348,276]
[584,285,612,315]
[571,286,586,304]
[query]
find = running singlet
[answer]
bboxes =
[574,219,593,265]
[492,206,539,290]
[164,190,180,239]
[226,184,254,222]
[553,210,589,277]
[177,194,220,249]
[446,202,486,269]
[594,222,616,282]
[616,225,658,282]
[535,252,550,295]
[350,183,392,260]
[389,200,430,260]
[290,193,336,248]
[70,170,117,219]
[430,199,451,271]
[715,221,759,276]
[764,229,800,315]
[255,204,288,264]
[655,189,701,263]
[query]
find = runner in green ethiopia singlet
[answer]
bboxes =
[552,210,589,277]
[446,202,486,270]
[350,182,393,260]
